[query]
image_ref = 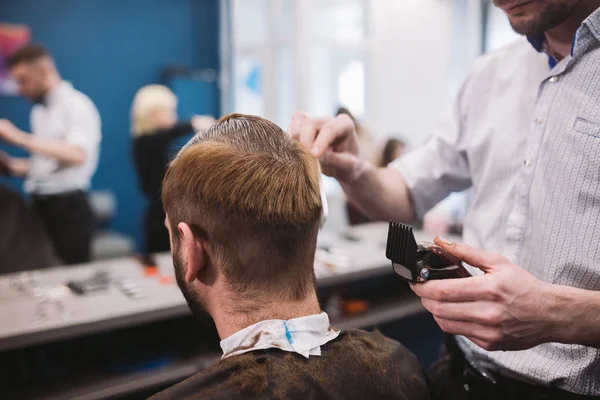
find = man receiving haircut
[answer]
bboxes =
[151,114,431,400]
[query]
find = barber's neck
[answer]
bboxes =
[544,2,600,60]
[210,291,322,340]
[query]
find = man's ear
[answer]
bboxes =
[178,222,206,283]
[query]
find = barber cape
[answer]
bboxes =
[150,313,432,400]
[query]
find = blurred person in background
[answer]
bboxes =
[379,137,406,168]
[0,44,101,265]
[151,114,431,400]
[335,106,378,165]
[290,1,600,398]
[336,106,379,226]
[347,136,407,225]
[0,184,59,273]
[130,84,214,255]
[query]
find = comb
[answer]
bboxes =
[386,221,472,283]
[386,221,419,282]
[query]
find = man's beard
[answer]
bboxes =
[494,0,580,36]
[173,248,210,320]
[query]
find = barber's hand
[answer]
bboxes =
[0,119,26,146]
[412,237,558,351]
[288,112,367,183]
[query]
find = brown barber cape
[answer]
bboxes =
[150,329,432,400]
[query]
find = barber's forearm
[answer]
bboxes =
[341,164,416,222]
[18,135,86,165]
[550,284,600,348]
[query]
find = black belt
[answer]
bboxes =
[446,335,599,400]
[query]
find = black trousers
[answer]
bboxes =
[32,190,94,265]
[144,195,170,254]
[430,335,599,400]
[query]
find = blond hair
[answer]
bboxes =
[130,84,177,136]
[162,114,322,301]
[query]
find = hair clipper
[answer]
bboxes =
[385,221,471,283]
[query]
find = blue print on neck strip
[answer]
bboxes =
[284,321,293,344]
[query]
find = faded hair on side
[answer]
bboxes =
[162,114,322,301]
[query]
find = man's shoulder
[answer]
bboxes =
[473,37,531,68]
[148,358,241,400]
[332,328,407,351]
[60,84,100,118]
[326,329,425,372]
[150,329,431,400]
[468,37,544,82]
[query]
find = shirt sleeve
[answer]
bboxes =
[63,97,102,156]
[390,78,473,219]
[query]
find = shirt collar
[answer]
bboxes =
[583,6,600,41]
[43,81,72,107]
[219,312,340,359]
[526,7,600,68]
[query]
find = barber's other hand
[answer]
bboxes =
[288,112,367,183]
[412,238,558,351]
[0,119,25,146]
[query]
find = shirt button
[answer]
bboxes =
[549,76,559,82]
[534,118,544,125]
[524,159,532,167]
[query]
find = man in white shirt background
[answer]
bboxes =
[0,44,101,265]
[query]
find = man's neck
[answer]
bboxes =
[212,293,322,340]
[544,2,600,60]
[43,75,62,98]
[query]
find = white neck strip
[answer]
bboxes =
[220,312,340,359]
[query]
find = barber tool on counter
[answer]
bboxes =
[386,221,471,283]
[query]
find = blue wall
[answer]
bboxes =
[0,0,220,249]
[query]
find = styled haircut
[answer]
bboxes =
[6,43,50,69]
[162,114,322,301]
[130,84,177,136]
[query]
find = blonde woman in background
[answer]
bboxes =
[131,84,214,254]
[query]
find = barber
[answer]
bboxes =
[289,1,600,398]
[0,44,101,265]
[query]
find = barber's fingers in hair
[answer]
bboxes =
[288,111,310,139]
[296,116,335,153]
[319,151,359,178]
[311,114,356,157]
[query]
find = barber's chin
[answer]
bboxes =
[508,14,545,36]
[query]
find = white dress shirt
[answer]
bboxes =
[25,81,101,195]
[392,9,600,396]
